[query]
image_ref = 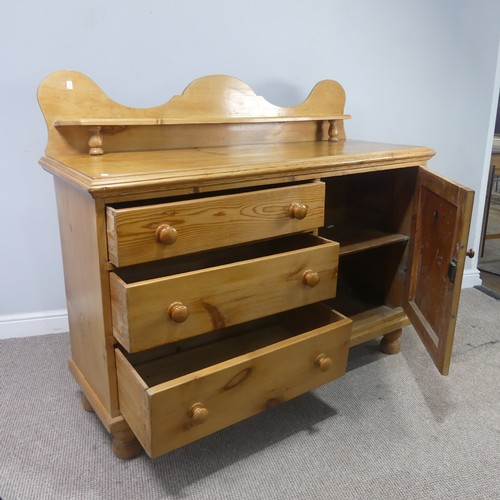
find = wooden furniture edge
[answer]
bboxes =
[53,114,352,127]
[39,71,349,123]
[53,177,121,417]
[349,308,411,347]
[39,150,434,199]
[68,357,128,433]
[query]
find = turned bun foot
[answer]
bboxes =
[111,429,142,459]
[379,329,402,355]
[81,393,95,413]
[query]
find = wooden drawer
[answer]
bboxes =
[106,181,325,267]
[115,304,352,458]
[110,234,339,352]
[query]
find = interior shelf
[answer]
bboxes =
[324,250,410,346]
[320,225,409,256]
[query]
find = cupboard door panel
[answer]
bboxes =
[405,168,473,374]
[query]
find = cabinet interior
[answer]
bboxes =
[319,167,418,341]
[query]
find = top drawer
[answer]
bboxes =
[106,182,325,267]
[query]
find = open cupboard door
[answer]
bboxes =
[404,168,474,375]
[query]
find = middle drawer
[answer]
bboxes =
[110,234,339,352]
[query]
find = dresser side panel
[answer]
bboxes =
[53,177,119,418]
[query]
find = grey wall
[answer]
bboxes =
[1,0,499,335]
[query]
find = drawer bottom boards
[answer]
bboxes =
[115,303,352,458]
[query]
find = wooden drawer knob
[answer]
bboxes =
[302,270,320,287]
[155,224,177,245]
[315,353,331,372]
[188,403,208,424]
[168,302,189,323]
[289,202,308,220]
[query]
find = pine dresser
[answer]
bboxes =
[38,71,474,458]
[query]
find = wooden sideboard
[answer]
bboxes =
[38,71,473,459]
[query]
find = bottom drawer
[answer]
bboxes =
[115,303,352,458]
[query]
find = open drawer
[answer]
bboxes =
[110,234,339,352]
[115,303,352,458]
[106,181,326,267]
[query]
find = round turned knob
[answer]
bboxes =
[155,224,177,245]
[466,248,475,259]
[289,202,308,220]
[315,353,332,372]
[302,270,320,287]
[188,403,208,424]
[168,302,189,323]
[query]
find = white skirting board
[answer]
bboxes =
[461,268,482,289]
[0,269,483,339]
[0,309,69,339]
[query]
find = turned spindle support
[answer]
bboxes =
[88,126,104,155]
[327,120,339,142]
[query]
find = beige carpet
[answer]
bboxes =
[1,288,499,500]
